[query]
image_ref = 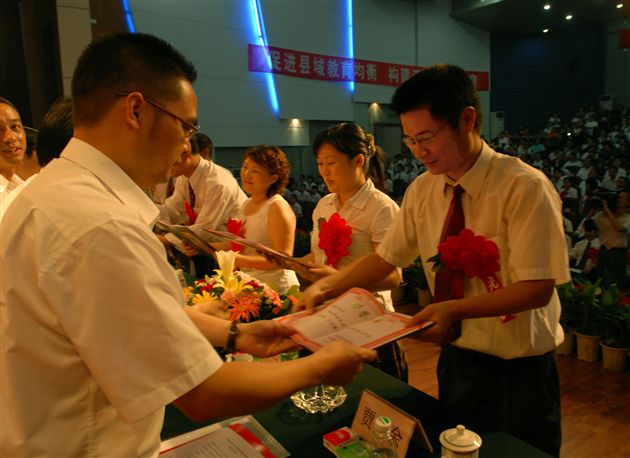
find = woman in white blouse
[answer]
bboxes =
[296,123,406,380]
[214,145,299,294]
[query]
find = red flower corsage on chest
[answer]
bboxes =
[226,218,245,252]
[318,213,352,269]
[430,228,515,323]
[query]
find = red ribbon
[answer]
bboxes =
[434,229,515,323]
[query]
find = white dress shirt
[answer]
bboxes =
[377,143,570,359]
[158,157,247,241]
[1,139,222,457]
[312,179,399,310]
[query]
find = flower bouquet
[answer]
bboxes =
[183,250,298,322]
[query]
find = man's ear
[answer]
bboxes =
[121,93,143,129]
[459,106,476,133]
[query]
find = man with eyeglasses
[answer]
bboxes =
[298,64,568,457]
[156,130,247,277]
[0,32,375,457]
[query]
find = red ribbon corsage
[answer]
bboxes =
[430,228,515,323]
[227,218,245,252]
[318,213,352,269]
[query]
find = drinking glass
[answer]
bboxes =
[290,384,348,414]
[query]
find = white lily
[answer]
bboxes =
[212,250,249,293]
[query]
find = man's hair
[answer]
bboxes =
[0,97,18,112]
[583,218,597,232]
[242,145,291,198]
[36,97,73,167]
[23,127,37,159]
[391,63,483,132]
[190,132,213,159]
[71,32,197,126]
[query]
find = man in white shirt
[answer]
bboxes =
[0,98,26,203]
[158,131,246,275]
[298,64,569,457]
[0,32,375,458]
[158,132,246,241]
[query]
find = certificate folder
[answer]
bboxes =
[276,288,435,351]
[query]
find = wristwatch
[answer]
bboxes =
[225,320,239,353]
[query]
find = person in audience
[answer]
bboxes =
[287,193,302,218]
[308,184,322,203]
[291,122,406,381]
[0,32,375,457]
[297,64,568,457]
[593,190,630,288]
[601,165,626,192]
[212,145,299,295]
[559,176,578,200]
[569,218,600,281]
[158,131,247,276]
[0,98,26,201]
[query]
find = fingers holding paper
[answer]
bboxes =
[238,321,301,357]
[312,341,377,386]
[406,301,457,345]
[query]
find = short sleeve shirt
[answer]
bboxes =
[377,143,570,358]
[1,139,223,457]
[312,179,399,310]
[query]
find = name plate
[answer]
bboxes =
[351,389,433,456]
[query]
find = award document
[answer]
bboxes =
[159,415,288,457]
[154,222,216,257]
[204,228,311,269]
[276,288,434,351]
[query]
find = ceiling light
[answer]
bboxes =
[617,3,624,9]
[290,119,301,127]
[543,28,549,33]
[565,14,573,20]
[543,4,551,10]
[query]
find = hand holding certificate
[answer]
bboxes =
[276,288,435,351]
[205,228,311,269]
[154,222,217,257]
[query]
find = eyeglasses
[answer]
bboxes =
[115,92,200,139]
[402,122,449,150]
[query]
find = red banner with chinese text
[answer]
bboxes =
[620,29,630,49]
[248,44,489,91]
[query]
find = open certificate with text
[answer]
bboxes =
[277,288,435,351]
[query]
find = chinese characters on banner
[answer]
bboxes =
[248,44,489,91]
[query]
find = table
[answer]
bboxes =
[161,364,551,457]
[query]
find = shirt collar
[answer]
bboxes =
[441,141,493,201]
[330,179,374,211]
[188,156,209,187]
[60,138,159,226]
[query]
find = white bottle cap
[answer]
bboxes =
[373,416,393,433]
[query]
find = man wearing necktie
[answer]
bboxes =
[157,132,247,276]
[298,64,569,457]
